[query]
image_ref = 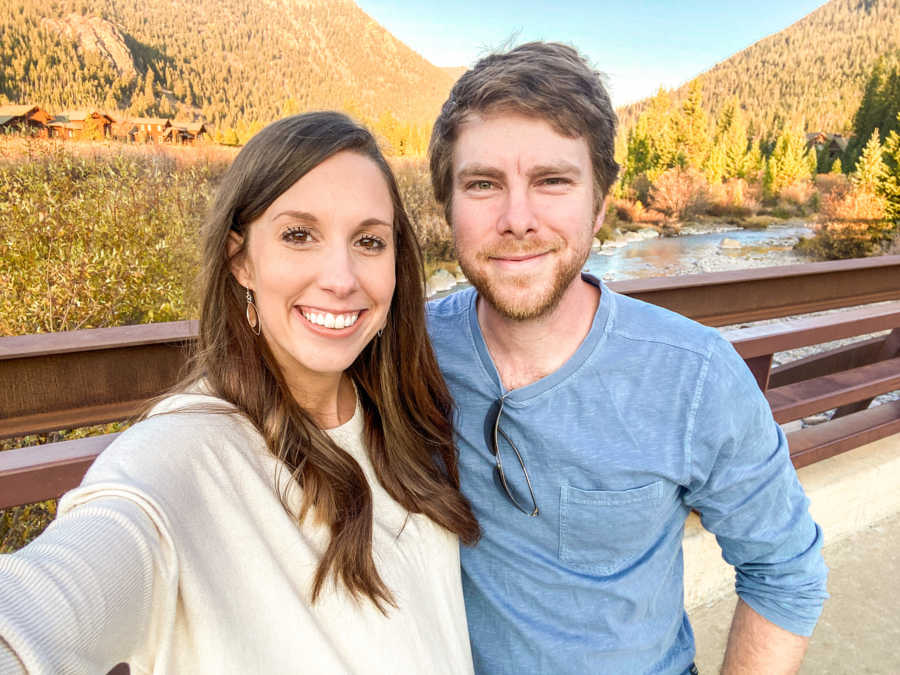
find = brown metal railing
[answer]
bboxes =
[2,256,899,508]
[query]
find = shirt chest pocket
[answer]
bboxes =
[559,481,664,576]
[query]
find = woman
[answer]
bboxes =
[0,112,479,673]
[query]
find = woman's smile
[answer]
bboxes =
[298,306,364,332]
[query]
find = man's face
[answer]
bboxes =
[450,113,603,321]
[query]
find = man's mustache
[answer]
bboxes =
[477,239,562,260]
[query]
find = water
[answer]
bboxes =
[584,222,814,281]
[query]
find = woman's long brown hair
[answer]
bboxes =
[169,112,478,611]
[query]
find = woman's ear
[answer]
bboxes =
[227,230,252,288]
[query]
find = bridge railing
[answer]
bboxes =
[2,256,899,509]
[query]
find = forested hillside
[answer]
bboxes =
[0,0,456,147]
[617,0,900,143]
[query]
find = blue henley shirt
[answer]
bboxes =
[426,275,828,675]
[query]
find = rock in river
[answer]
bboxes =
[426,268,458,297]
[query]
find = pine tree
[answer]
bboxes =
[746,142,765,177]
[878,114,900,220]
[624,88,682,184]
[852,128,886,193]
[806,144,819,177]
[222,127,240,146]
[830,158,843,174]
[766,127,812,196]
[718,99,752,179]
[847,57,900,168]
[703,142,727,185]
[763,155,779,198]
[676,79,711,172]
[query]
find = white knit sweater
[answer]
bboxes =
[0,391,473,674]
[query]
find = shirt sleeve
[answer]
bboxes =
[684,335,829,637]
[0,496,166,673]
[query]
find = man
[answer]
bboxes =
[425,42,828,674]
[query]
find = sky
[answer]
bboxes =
[354,0,830,107]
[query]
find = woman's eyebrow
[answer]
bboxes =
[358,217,393,229]
[270,209,318,222]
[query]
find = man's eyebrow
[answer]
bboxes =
[456,161,583,182]
[455,164,505,181]
[527,161,582,178]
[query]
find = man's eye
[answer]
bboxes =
[468,180,495,191]
[541,177,570,186]
[282,226,312,243]
[357,234,386,251]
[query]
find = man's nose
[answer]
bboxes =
[499,184,537,237]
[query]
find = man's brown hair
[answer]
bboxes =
[429,41,620,220]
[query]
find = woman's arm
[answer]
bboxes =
[0,497,163,674]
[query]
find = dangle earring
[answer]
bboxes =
[245,287,261,336]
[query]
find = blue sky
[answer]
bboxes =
[355,0,829,107]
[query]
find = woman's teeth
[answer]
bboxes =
[302,310,360,329]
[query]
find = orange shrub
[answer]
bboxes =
[707,178,761,218]
[612,198,644,223]
[819,186,886,222]
[814,172,850,198]
[639,209,667,225]
[801,187,893,259]
[649,168,709,220]
[778,179,817,208]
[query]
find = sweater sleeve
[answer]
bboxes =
[0,496,168,674]
[684,336,829,637]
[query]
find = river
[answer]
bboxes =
[585,221,814,281]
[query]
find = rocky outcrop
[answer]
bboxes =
[42,14,137,79]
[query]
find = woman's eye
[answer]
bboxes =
[357,235,387,251]
[282,226,312,243]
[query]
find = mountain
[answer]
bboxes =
[0,0,458,130]
[616,0,900,142]
[441,66,468,81]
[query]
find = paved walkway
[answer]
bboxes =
[688,510,900,674]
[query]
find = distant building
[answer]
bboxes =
[130,117,172,142]
[0,105,53,137]
[806,132,848,164]
[48,111,115,140]
[110,119,139,143]
[164,121,208,145]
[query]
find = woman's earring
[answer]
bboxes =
[246,288,261,336]
[377,326,384,338]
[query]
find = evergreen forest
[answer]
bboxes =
[0,0,455,151]
[617,0,900,145]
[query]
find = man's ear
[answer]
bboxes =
[227,230,252,288]
[593,195,611,235]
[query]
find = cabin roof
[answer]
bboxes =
[130,117,172,126]
[0,104,38,117]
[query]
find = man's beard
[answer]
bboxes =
[455,233,592,321]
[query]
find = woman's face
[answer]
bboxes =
[230,150,396,389]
